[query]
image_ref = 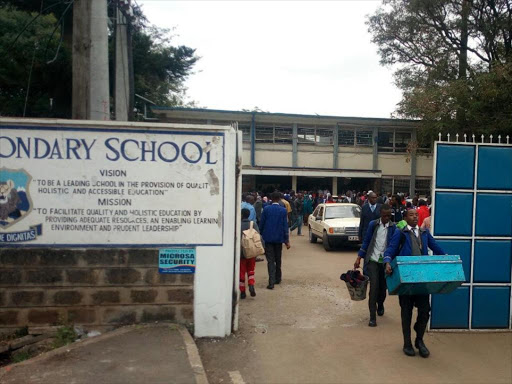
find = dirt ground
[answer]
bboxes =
[197,233,512,384]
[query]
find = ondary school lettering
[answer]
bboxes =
[0,136,218,164]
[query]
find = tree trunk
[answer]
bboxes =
[457,0,470,131]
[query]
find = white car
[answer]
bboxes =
[308,203,361,251]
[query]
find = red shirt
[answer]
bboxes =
[417,206,430,227]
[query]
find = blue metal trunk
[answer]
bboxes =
[386,255,466,295]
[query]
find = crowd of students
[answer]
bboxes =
[240,187,442,359]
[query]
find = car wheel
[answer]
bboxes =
[309,227,317,243]
[322,231,332,251]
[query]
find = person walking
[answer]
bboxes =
[417,199,429,227]
[240,208,259,299]
[254,194,263,225]
[290,193,304,235]
[303,194,313,225]
[259,191,291,289]
[358,192,382,242]
[383,209,446,358]
[241,194,256,222]
[354,205,396,327]
[390,194,406,223]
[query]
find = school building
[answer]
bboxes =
[152,107,433,196]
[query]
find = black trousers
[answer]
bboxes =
[265,242,283,285]
[367,261,387,320]
[399,295,430,345]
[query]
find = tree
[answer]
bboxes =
[368,0,512,142]
[0,1,199,118]
[0,5,71,117]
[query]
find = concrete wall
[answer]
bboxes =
[416,155,434,177]
[338,152,373,170]
[297,145,332,168]
[378,154,411,176]
[255,146,293,167]
[0,249,193,329]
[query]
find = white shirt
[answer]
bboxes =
[369,220,389,262]
[407,225,419,238]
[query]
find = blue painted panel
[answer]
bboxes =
[474,241,512,283]
[477,146,512,190]
[431,287,469,328]
[386,256,465,295]
[436,145,475,189]
[437,240,471,283]
[434,192,473,236]
[472,287,511,328]
[475,194,512,236]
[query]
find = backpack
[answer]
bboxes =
[241,221,265,259]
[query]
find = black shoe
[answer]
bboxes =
[240,291,246,299]
[368,319,377,327]
[249,285,256,297]
[377,305,385,316]
[415,339,430,358]
[266,284,274,290]
[403,345,416,357]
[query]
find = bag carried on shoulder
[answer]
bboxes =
[241,221,265,259]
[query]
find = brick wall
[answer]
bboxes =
[0,249,193,329]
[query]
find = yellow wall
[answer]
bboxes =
[255,149,293,167]
[339,153,372,170]
[378,154,411,176]
[416,155,434,177]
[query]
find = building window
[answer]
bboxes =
[255,125,274,143]
[415,179,432,196]
[316,127,333,145]
[239,123,251,142]
[274,125,293,144]
[378,129,413,153]
[297,126,333,145]
[356,130,373,146]
[381,178,393,195]
[338,128,355,146]
[298,126,315,144]
[377,130,394,152]
[255,124,292,144]
[394,178,410,194]
[395,131,411,153]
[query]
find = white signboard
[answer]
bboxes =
[0,126,224,247]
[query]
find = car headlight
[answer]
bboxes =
[329,227,345,234]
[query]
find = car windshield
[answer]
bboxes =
[324,206,361,219]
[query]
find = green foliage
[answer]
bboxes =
[11,351,30,363]
[0,2,199,118]
[0,5,72,117]
[52,326,77,349]
[131,25,199,110]
[368,0,512,140]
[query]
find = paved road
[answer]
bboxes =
[197,232,512,384]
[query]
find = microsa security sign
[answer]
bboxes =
[0,126,224,247]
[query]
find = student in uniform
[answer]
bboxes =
[383,209,445,358]
[354,205,396,327]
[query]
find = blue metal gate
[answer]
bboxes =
[430,136,512,330]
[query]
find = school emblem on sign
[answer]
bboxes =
[0,168,41,243]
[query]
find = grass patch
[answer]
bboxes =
[52,326,77,349]
[11,351,30,363]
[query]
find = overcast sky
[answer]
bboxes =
[137,0,401,118]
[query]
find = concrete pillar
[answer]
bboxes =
[250,113,255,166]
[115,8,129,121]
[333,125,339,169]
[410,129,417,195]
[372,126,378,170]
[332,177,338,196]
[89,0,110,120]
[292,175,297,192]
[292,123,298,167]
